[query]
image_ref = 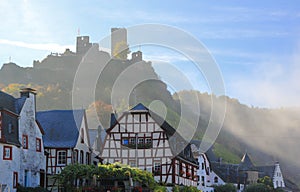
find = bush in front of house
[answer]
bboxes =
[17,185,49,192]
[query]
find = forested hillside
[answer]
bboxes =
[0,48,299,188]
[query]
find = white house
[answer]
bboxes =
[190,140,225,192]
[101,103,199,187]
[36,109,91,190]
[191,139,286,192]
[0,88,46,191]
[18,88,46,188]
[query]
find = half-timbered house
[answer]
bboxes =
[36,109,91,189]
[101,103,198,187]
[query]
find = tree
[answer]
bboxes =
[245,183,269,192]
[258,176,273,189]
[213,183,237,192]
[112,41,130,60]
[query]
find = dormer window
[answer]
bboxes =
[8,122,14,134]
[0,112,2,139]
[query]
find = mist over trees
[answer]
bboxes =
[0,46,299,188]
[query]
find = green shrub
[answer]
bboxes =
[17,185,49,192]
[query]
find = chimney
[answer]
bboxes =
[20,88,36,98]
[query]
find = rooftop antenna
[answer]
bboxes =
[78,28,80,36]
[9,56,11,63]
[138,45,141,51]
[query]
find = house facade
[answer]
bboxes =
[0,88,46,191]
[190,140,226,192]
[192,138,286,192]
[101,103,198,187]
[36,109,91,190]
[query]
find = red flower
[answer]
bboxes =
[133,186,142,192]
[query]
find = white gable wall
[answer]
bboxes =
[197,154,225,192]
[74,115,91,165]
[273,163,285,188]
[18,93,46,188]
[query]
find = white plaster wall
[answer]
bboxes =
[197,154,225,191]
[18,93,46,187]
[0,145,20,192]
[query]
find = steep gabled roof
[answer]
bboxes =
[240,153,255,171]
[0,91,17,113]
[37,110,85,148]
[130,103,148,111]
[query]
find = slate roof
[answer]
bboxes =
[240,153,256,171]
[0,91,20,146]
[0,91,18,113]
[37,110,85,148]
[211,162,248,183]
[256,165,275,178]
[108,103,198,165]
[15,97,26,114]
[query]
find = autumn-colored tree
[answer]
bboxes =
[112,41,130,60]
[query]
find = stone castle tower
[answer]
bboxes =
[111,28,128,59]
[76,36,92,55]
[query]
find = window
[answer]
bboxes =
[122,138,129,145]
[24,170,29,187]
[129,160,136,167]
[8,122,14,133]
[0,112,2,139]
[57,151,66,165]
[130,138,136,144]
[80,150,84,164]
[86,152,90,165]
[22,135,28,149]
[138,138,144,144]
[214,176,218,183]
[146,138,152,144]
[154,162,161,175]
[81,129,84,143]
[36,138,41,152]
[73,150,78,163]
[13,172,18,188]
[201,176,205,186]
[3,146,12,160]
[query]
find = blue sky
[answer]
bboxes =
[0,0,300,107]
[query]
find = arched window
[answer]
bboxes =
[80,150,84,164]
[81,129,84,143]
[214,176,218,183]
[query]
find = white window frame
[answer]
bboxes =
[57,150,67,165]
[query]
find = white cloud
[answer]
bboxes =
[0,39,75,53]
